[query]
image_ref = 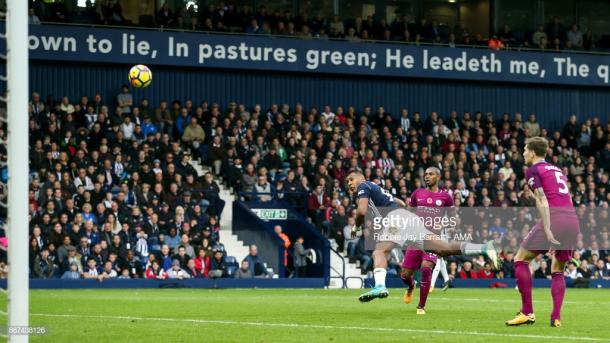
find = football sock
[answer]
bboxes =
[551,272,565,321]
[515,261,534,315]
[401,273,415,290]
[418,267,433,309]
[439,258,449,282]
[431,262,441,288]
[373,268,387,288]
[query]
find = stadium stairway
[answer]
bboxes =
[329,249,365,289]
[191,160,276,277]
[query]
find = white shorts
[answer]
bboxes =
[373,208,430,250]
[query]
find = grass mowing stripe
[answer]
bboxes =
[29,293,610,305]
[31,313,607,342]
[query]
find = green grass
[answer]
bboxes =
[1,287,609,342]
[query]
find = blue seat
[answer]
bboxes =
[226,256,239,276]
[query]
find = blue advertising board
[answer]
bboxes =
[8,23,610,87]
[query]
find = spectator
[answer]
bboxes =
[293,236,309,278]
[117,85,132,115]
[194,247,210,277]
[593,259,610,280]
[185,259,200,278]
[61,262,81,279]
[534,260,551,279]
[145,260,167,280]
[29,8,41,25]
[274,225,291,268]
[234,260,253,279]
[209,249,228,278]
[524,114,540,137]
[252,174,274,202]
[182,117,206,161]
[241,164,258,193]
[99,261,118,280]
[159,244,173,271]
[567,24,583,49]
[329,206,347,251]
[156,2,174,27]
[62,246,82,273]
[477,262,495,279]
[244,245,270,278]
[307,184,330,228]
[532,25,547,46]
[578,260,591,279]
[501,251,516,278]
[33,249,56,279]
[172,245,191,269]
[459,261,478,279]
[173,235,195,259]
[167,259,190,279]
[565,261,582,279]
[83,258,102,279]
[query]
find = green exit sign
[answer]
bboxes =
[251,209,288,220]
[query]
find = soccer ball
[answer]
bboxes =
[128,64,152,88]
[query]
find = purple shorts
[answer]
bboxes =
[520,218,580,262]
[401,246,438,270]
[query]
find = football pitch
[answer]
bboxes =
[1,288,609,342]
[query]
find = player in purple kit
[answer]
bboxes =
[401,167,455,314]
[506,137,580,327]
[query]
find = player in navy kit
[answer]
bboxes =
[346,171,499,303]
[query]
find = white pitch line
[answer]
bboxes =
[31,313,607,342]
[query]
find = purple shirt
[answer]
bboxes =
[410,188,454,232]
[525,161,573,208]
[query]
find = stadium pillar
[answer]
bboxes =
[7,0,30,342]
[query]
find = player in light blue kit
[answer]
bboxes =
[346,171,499,303]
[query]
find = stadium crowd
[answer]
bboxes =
[0,83,609,283]
[25,1,603,52]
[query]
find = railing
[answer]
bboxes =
[329,247,346,288]
[15,20,610,57]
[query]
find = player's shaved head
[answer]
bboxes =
[424,166,441,189]
[346,171,364,192]
[346,171,364,181]
[425,166,441,175]
[525,137,549,157]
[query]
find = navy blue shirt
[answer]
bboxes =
[356,181,398,215]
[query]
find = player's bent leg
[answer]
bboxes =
[506,248,538,326]
[401,247,422,305]
[359,242,394,303]
[400,268,416,304]
[417,260,435,312]
[550,255,567,327]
